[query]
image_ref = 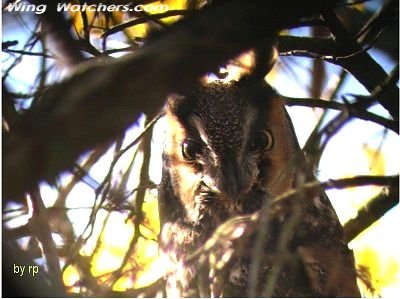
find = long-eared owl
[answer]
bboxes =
[158,77,360,297]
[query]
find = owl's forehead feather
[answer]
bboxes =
[168,79,274,118]
[168,80,273,152]
[192,84,252,152]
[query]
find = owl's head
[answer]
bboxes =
[163,78,298,218]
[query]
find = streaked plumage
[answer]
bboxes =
[158,77,360,297]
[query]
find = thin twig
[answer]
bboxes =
[3,48,54,58]
[28,188,64,294]
[185,174,398,264]
[283,96,398,132]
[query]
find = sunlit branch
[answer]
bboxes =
[73,253,104,294]
[5,0,396,296]
[105,277,166,297]
[185,174,398,264]
[343,181,399,242]
[4,0,345,200]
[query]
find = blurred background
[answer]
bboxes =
[2,0,399,297]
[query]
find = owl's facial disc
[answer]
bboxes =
[166,80,289,214]
[181,127,267,206]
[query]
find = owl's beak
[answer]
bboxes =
[218,159,252,200]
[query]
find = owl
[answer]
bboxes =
[158,77,360,297]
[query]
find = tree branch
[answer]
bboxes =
[103,10,193,37]
[343,180,399,242]
[3,0,342,200]
[186,174,398,264]
[323,10,398,119]
[29,0,85,66]
[278,29,399,120]
[28,188,64,295]
[283,96,398,132]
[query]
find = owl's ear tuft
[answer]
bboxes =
[250,36,278,82]
[201,35,278,84]
[166,93,193,121]
[166,93,184,112]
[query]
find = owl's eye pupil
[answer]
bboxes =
[251,129,274,151]
[181,139,201,161]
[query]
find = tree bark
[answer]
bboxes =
[3,0,341,199]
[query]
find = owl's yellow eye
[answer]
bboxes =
[181,139,202,161]
[251,129,274,151]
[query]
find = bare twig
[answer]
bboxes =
[322,9,398,119]
[4,0,345,200]
[28,0,85,66]
[186,174,398,264]
[106,117,154,289]
[3,48,54,58]
[28,188,64,295]
[278,27,399,119]
[283,96,398,132]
